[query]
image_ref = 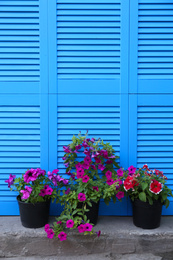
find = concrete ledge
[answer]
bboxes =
[0,216,173,259]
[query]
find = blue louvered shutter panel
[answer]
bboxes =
[50,0,130,215]
[129,0,173,215]
[0,0,49,215]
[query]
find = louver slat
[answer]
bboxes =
[0,106,41,207]
[0,0,40,81]
[57,1,121,79]
[138,1,173,79]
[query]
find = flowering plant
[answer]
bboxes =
[5,168,68,204]
[45,132,125,240]
[123,164,173,207]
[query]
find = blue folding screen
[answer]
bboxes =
[0,0,173,215]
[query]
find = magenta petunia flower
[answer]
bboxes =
[82,175,90,183]
[20,186,32,200]
[66,219,74,228]
[84,156,92,165]
[63,146,71,153]
[47,229,54,239]
[128,166,136,175]
[82,163,90,170]
[75,144,82,150]
[91,165,96,170]
[117,168,124,177]
[62,156,67,161]
[45,186,53,195]
[116,191,124,200]
[101,150,108,159]
[84,149,90,156]
[23,169,37,183]
[82,140,89,148]
[65,188,71,195]
[65,162,69,168]
[78,193,86,202]
[75,162,83,170]
[106,179,114,186]
[90,138,95,143]
[5,174,16,188]
[84,223,93,232]
[58,231,67,241]
[57,221,62,225]
[95,157,101,164]
[44,224,50,232]
[52,169,59,174]
[78,224,86,233]
[63,179,69,185]
[93,186,99,192]
[98,164,105,171]
[39,189,46,197]
[105,170,112,180]
[106,159,113,164]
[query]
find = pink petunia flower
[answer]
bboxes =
[84,156,92,165]
[128,166,136,175]
[78,224,86,233]
[66,219,74,228]
[65,188,71,195]
[5,174,16,188]
[82,175,90,183]
[20,186,32,200]
[117,168,124,177]
[47,229,54,239]
[52,169,59,174]
[78,193,86,202]
[106,179,114,186]
[116,191,124,200]
[63,146,71,153]
[75,162,83,170]
[23,169,37,183]
[44,224,50,232]
[105,170,112,180]
[82,163,90,170]
[98,164,105,171]
[84,223,93,232]
[95,157,101,164]
[57,221,62,225]
[58,231,67,241]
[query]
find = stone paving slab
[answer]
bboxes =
[0,216,173,259]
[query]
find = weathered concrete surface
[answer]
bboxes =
[0,216,173,259]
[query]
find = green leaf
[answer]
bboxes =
[141,183,148,191]
[139,192,146,202]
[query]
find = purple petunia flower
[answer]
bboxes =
[78,193,86,202]
[20,186,32,200]
[116,191,124,200]
[44,224,50,232]
[106,179,114,186]
[82,175,90,183]
[117,168,124,177]
[47,229,54,239]
[84,156,92,165]
[63,179,69,185]
[58,231,67,241]
[23,169,37,183]
[105,170,112,180]
[98,164,105,171]
[128,166,136,175]
[66,219,74,228]
[5,174,16,188]
[78,224,86,233]
[82,163,90,170]
[84,223,93,232]
[93,186,99,192]
[63,146,71,153]
[65,188,71,195]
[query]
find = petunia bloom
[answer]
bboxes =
[78,224,86,233]
[23,169,37,183]
[5,174,16,188]
[78,193,86,202]
[66,219,74,228]
[93,186,99,192]
[106,179,114,186]
[117,168,124,177]
[98,164,105,171]
[82,175,90,183]
[105,170,112,180]
[47,229,54,239]
[58,231,67,241]
[20,186,32,200]
[116,191,124,200]
[84,223,93,232]
[128,166,136,175]
[149,180,162,195]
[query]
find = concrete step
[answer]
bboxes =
[0,216,173,259]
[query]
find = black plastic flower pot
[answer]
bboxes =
[77,200,100,225]
[132,199,163,229]
[17,196,51,228]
